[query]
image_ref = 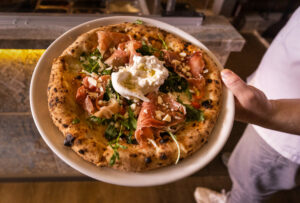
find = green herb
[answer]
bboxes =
[177,97,205,122]
[159,70,188,93]
[108,126,128,166]
[103,80,120,101]
[80,49,102,73]
[185,88,192,100]
[168,131,180,164]
[101,69,112,75]
[85,105,138,165]
[135,19,143,24]
[105,123,119,141]
[72,118,80,124]
[136,41,158,56]
[128,108,137,129]
[158,35,168,50]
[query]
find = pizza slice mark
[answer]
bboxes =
[135,92,186,147]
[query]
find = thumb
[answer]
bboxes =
[221,69,251,100]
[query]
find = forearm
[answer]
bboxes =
[255,99,300,135]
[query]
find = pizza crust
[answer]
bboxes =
[47,22,222,172]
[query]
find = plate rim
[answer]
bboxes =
[30,16,234,187]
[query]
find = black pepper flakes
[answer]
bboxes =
[160,154,167,160]
[64,134,75,147]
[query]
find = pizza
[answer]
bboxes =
[47,20,222,172]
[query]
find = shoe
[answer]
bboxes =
[194,187,227,203]
[221,152,231,167]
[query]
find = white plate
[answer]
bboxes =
[30,16,234,187]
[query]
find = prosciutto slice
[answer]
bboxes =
[164,50,206,91]
[105,40,142,67]
[135,93,186,146]
[96,31,129,56]
[75,75,111,114]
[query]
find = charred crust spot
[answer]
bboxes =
[64,134,75,147]
[160,153,167,160]
[192,123,196,127]
[130,154,138,158]
[201,138,205,143]
[145,157,152,164]
[49,101,54,108]
[47,86,51,90]
[206,79,212,83]
[202,99,213,109]
[184,42,192,48]
[78,149,85,154]
[54,88,57,92]
[63,124,68,128]
[75,75,82,80]
[214,80,220,84]
[55,97,59,102]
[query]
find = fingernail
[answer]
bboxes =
[221,69,231,82]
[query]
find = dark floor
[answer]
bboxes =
[0,33,299,203]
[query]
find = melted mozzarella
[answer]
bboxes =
[111,55,168,102]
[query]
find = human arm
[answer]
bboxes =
[221,69,300,135]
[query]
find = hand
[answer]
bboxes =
[220,69,273,125]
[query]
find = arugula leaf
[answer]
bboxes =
[128,108,137,129]
[159,70,188,93]
[136,41,158,56]
[108,126,128,166]
[185,88,192,100]
[72,118,80,124]
[177,98,205,122]
[101,69,112,75]
[105,123,120,141]
[80,49,102,74]
[135,19,143,24]
[103,80,120,101]
[168,131,180,164]
[158,35,168,50]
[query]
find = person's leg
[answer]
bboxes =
[227,124,300,203]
